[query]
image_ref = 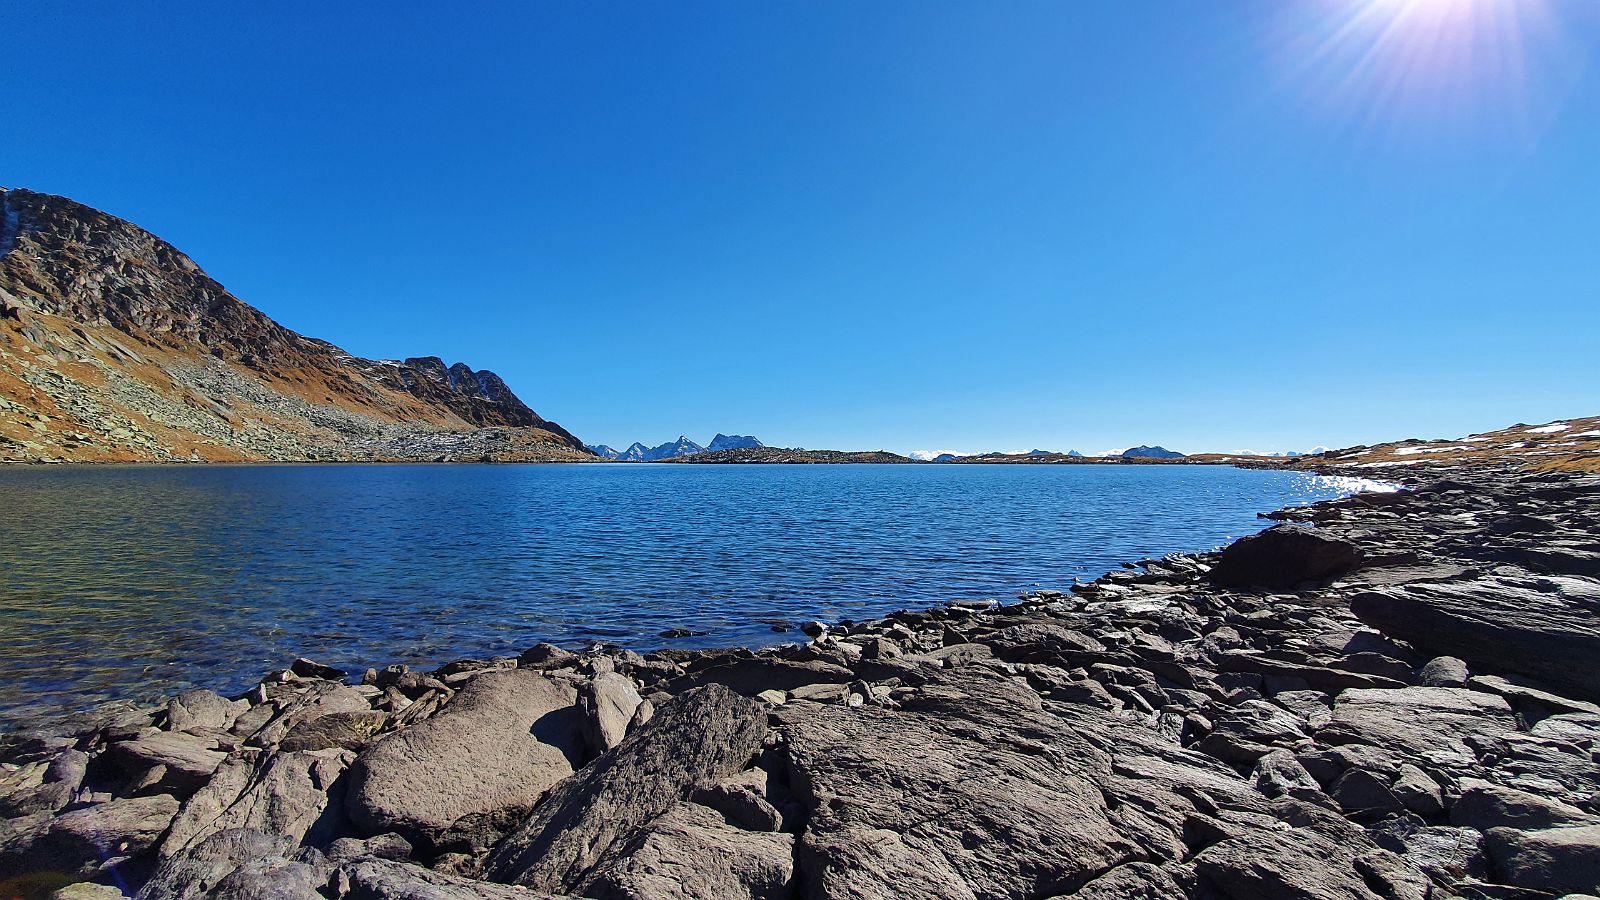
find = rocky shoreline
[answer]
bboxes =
[3,458,1598,899]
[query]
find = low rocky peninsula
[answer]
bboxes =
[3,454,1599,899]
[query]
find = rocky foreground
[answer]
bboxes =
[3,460,1600,899]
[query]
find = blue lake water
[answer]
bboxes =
[0,463,1369,724]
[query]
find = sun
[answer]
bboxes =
[1276,0,1583,141]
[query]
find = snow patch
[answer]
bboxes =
[1573,430,1600,439]
[1394,445,1468,455]
[1524,423,1569,434]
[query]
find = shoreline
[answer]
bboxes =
[3,458,1598,898]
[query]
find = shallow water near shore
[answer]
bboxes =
[0,463,1373,723]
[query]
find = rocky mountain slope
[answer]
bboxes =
[0,187,589,462]
[3,427,1599,898]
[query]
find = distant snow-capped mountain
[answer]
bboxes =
[586,433,764,461]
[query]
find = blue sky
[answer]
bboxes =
[3,2,1597,455]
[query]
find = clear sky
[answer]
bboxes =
[3,2,1597,455]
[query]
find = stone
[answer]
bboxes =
[0,748,87,817]
[1390,764,1444,818]
[1252,749,1322,800]
[1483,824,1600,895]
[290,658,347,680]
[1351,580,1600,702]
[326,832,413,862]
[279,711,387,752]
[2,795,180,883]
[1207,525,1363,591]
[579,673,643,755]
[584,802,795,900]
[1417,656,1469,688]
[1330,768,1403,817]
[49,885,125,899]
[105,731,227,795]
[780,667,1271,900]
[1070,861,1187,900]
[348,669,582,849]
[160,748,353,857]
[483,684,768,893]
[139,827,299,900]
[1319,686,1517,771]
[166,690,239,732]
[669,657,855,696]
[518,643,577,670]
[247,683,373,748]
[1449,779,1598,831]
[1193,828,1406,900]
[328,856,539,899]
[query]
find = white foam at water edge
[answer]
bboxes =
[1317,475,1402,492]
[1524,423,1570,434]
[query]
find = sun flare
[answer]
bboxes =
[1279,0,1582,139]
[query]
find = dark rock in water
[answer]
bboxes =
[347,669,583,850]
[1351,580,1600,702]
[658,627,707,639]
[1207,525,1363,590]
[1482,825,1600,896]
[290,658,348,681]
[483,684,767,893]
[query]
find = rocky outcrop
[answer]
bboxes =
[4,444,1600,898]
[0,187,589,463]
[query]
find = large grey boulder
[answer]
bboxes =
[584,802,795,900]
[347,669,582,849]
[1483,824,1600,895]
[1207,525,1363,591]
[483,684,768,893]
[161,748,353,857]
[104,731,227,795]
[1318,686,1517,771]
[165,690,242,732]
[139,827,310,900]
[779,667,1287,900]
[3,795,181,883]
[1351,579,1600,701]
[1193,830,1408,899]
[1450,779,1598,831]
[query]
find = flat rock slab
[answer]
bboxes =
[1319,687,1517,771]
[1351,580,1600,702]
[779,667,1286,900]
[1208,525,1363,591]
[347,669,582,846]
[483,683,768,894]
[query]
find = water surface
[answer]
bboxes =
[0,463,1367,723]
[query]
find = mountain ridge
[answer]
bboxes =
[0,187,589,462]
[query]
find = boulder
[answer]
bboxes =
[483,684,768,893]
[246,683,373,748]
[1416,656,1469,688]
[579,673,643,755]
[165,690,240,732]
[328,856,539,899]
[1483,824,1600,895]
[139,827,301,900]
[1351,580,1600,702]
[583,802,795,900]
[347,669,582,849]
[1318,687,1517,771]
[161,748,353,857]
[3,795,180,883]
[1207,525,1363,591]
[1449,780,1598,831]
[279,711,387,752]
[105,732,227,795]
[779,667,1276,900]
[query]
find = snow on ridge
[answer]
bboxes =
[1524,423,1570,434]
